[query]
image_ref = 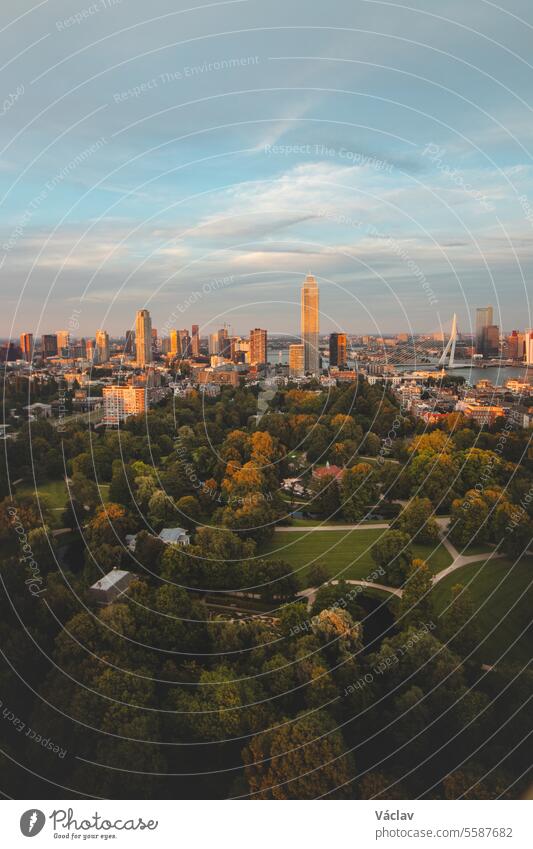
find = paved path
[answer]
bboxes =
[298,579,403,607]
[274,514,503,601]
[275,523,390,532]
[433,548,504,584]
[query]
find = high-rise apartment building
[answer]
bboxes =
[191,325,200,357]
[95,329,110,364]
[249,328,267,366]
[135,309,153,366]
[289,343,305,377]
[102,385,147,424]
[301,274,319,375]
[329,332,347,368]
[20,333,34,362]
[475,306,493,354]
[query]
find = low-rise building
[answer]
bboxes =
[158,527,190,546]
[455,401,505,425]
[89,569,136,605]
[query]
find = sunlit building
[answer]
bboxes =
[301,274,319,375]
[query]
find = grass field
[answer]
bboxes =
[431,556,533,667]
[262,528,452,581]
[16,478,110,525]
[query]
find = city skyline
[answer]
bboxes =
[2,1,533,339]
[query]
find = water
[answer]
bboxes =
[267,347,532,387]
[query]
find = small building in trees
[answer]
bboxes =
[89,568,136,605]
[158,527,190,546]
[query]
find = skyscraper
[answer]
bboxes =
[170,330,179,357]
[301,274,319,375]
[179,329,191,358]
[475,306,493,354]
[249,328,267,365]
[20,333,34,362]
[191,324,200,357]
[135,309,153,366]
[124,329,135,355]
[329,332,347,368]
[95,329,110,364]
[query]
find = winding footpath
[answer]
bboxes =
[279,515,505,606]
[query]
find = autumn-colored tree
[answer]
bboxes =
[242,710,355,799]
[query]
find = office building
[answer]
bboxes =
[301,273,319,374]
[329,332,347,368]
[20,333,34,362]
[124,329,135,355]
[475,306,493,354]
[170,330,180,357]
[482,324,500,357]
[56,330,70,356]
[191,325,200,357]
[289,343,305,377]
[42,334,58,357]
[95,329,110,364]
[85,339,95,362]
[249,328,267,366]
[135,309,153,366]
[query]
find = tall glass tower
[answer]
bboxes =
[300,274,319,375]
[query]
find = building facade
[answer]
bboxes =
[301,274,319,375]
[20,333,34,362]
[329,332,347,368]
[135,309,153,366]
[95,329,110,364]
[249,328,268,365]
[289,343,305,377]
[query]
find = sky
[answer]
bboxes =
[2,0,533,339]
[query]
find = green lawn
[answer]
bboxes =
[262,529,452,582]
[16,478,110,523]
[16,478,69,509]
[431,556,533,667]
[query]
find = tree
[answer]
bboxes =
[398,559,434,627]
[394,497,440,544]
[371,530,412,586]
[308,473,341,519]
[449,493,489,548]
[341,462,378,521]
[242,710,355,799]
[438,583,481,658]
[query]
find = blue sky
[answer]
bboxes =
[2,0,533,339]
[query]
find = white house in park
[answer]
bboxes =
[158,527,190,546]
